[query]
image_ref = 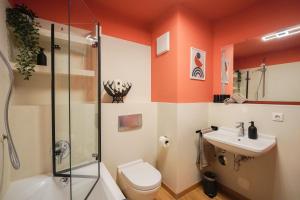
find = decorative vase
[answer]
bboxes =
[103,80,132,103]
[37,47,47,66]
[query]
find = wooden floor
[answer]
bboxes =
[155,186,233,200]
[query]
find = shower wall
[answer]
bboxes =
[0,0,97,192]
[9,106,52,180]
[1,15,152,189]
[0,0,12,198]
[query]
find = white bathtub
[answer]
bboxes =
[4,163,125,200]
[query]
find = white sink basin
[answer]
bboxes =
[203,127,276,157]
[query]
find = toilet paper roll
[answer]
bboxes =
[159,136,170,148]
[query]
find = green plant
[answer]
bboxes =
[6,4,40,80]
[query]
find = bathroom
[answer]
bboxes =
[0,0,300,199]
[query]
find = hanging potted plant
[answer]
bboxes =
[6,4,40,80]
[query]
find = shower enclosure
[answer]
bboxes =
[0,0,106,198]
[49,0,101,199]
[1,0,101,199]
[233,64,267,101]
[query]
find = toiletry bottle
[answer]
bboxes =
[37,47,47,66]
[248,121,257,139]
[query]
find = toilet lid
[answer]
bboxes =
[121,162,161,191]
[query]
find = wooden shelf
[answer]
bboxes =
[39,27,90,45]
[12,63,95,77]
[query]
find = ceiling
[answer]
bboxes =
[86,0,260,25]
[12,0,262,28]
[234,32,300,58]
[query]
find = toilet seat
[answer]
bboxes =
[121,162,161,191]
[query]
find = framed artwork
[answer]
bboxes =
[221,49,229,84]
[190,47,206,80]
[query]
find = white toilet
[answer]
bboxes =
[117,159,162,200]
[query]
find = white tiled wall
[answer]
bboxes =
[208,103,300,200]
[177,103,209,192]
[156,102,300,200]
[157,103,209,193]
[101,103,158,179]
[101,35,151,103]
[157,103,179,192]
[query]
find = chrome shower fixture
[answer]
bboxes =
[0,50,20,170]
[55,140,70,164]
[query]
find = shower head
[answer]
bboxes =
[254,63,267,73]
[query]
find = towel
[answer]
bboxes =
[196,131,208,169]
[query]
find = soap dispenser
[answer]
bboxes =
[248,121,257,139]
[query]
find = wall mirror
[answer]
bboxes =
[232,24,300,104]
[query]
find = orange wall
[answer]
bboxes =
[152,0,300,102]
[212,0,300,94]
[9,0,300,102]
[151,7,179,102]
[86,0,151,45]
[235,46,300,70]
[151,6,214,102]
[177,7,213,102]
[9,0,151,45]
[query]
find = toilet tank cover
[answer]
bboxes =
[121,162,161,191]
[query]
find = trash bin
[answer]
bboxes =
[202,171,217,198]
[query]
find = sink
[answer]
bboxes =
[203,127,276,157]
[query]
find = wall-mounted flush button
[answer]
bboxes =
[272,112,284,122]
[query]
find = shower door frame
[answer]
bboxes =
[50,21,101,181]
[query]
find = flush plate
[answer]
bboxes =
[118,114,142,132]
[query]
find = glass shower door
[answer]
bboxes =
[50,20,72,178]
[69,0,100,199]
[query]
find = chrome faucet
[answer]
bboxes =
[55,140,70,164]
[236,122,245,137]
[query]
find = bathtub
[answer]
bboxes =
[4,162,126,200]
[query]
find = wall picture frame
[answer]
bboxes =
[221,48,230,84]
[190,47,206,80]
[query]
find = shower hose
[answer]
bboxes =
[0,50,20,170]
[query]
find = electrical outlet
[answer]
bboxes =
[272,112,284,122]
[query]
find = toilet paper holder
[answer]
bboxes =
[159,136,170,147]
